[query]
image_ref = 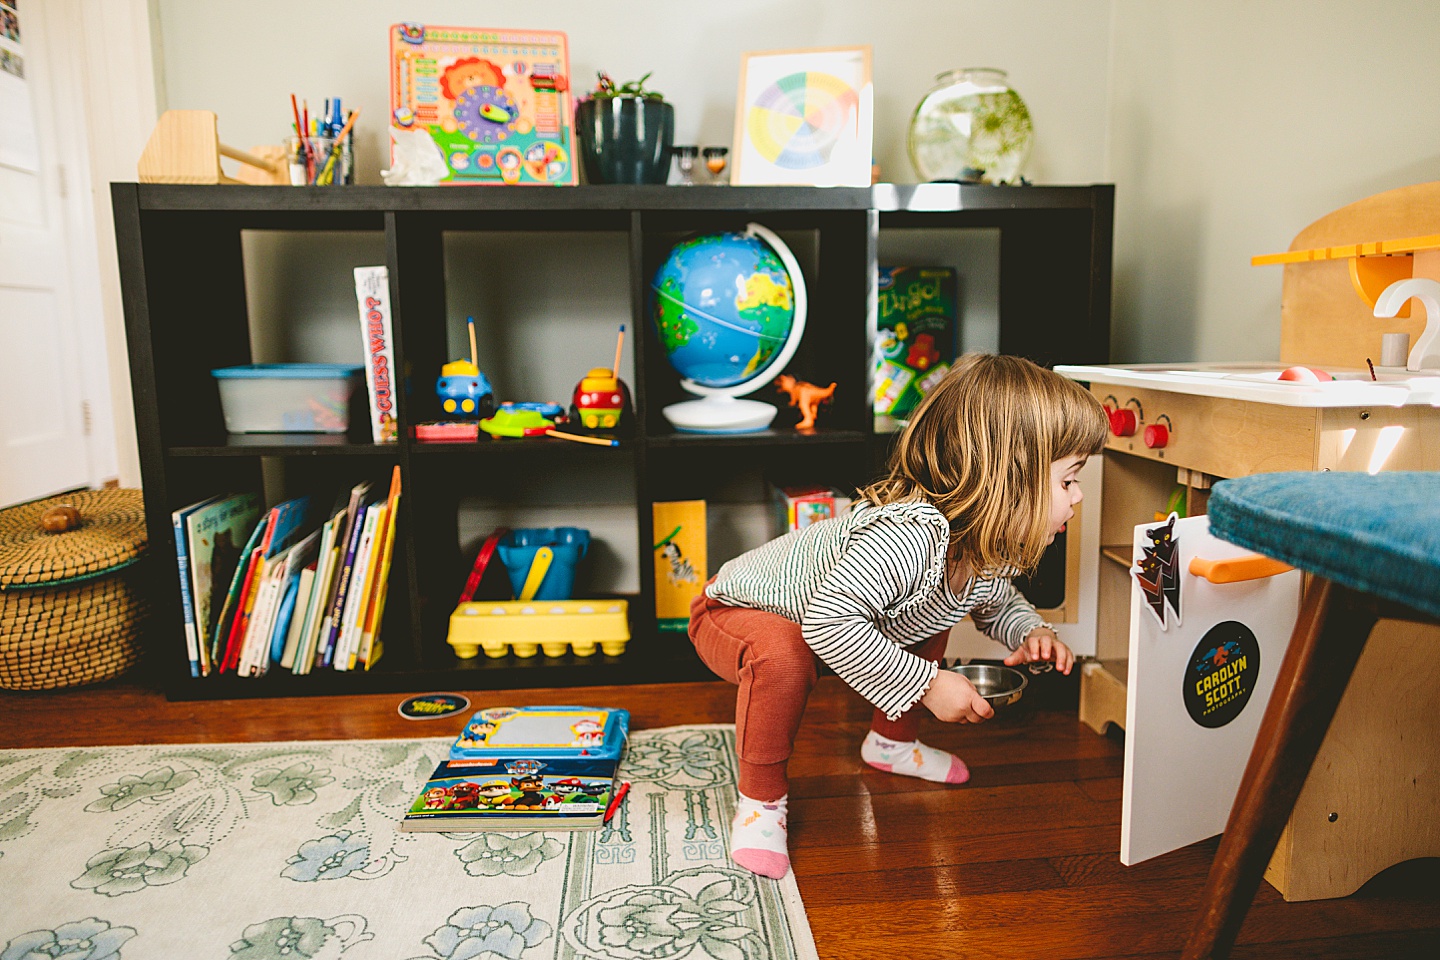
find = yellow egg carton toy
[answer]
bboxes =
[446,599,630,659]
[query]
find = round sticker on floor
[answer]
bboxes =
[1184,621,1261,728]
[398,693,470,720]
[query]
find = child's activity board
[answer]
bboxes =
[388,23,577,186]
[451,706,628,760]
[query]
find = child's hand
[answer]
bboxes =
[1004,627,1075,675]
[921,668,995,724]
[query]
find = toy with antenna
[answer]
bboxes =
[569,324,632,433]
[435,317,495,419]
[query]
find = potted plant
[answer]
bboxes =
[574,72,675,185]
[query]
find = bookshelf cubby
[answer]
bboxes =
[112,182,1113,700]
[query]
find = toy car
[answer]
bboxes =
[437,360,495,418]
[571,367,630,430]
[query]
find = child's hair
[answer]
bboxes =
[861,353,1108,576]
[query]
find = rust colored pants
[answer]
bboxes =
[689,588,949,801]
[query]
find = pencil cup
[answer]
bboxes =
[301,136,352,186]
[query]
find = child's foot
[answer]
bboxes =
[730,793,789,879]
[860,730,970,784]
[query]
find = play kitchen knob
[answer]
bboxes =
[1143,414,1173,449]
[1108,408,1136,437]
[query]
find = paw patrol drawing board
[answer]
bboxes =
[450,705,629,761]
[388,23,577,185]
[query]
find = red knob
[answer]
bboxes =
[1144,423,1169,448]
[1109,409,1137,437]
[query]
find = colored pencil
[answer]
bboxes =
[317,109,359,185]
[546,430,618,448]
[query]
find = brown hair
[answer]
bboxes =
[861,353,1108,576]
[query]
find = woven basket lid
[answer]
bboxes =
[0,489,147,589]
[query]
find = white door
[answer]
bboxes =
[0,4,92,506]
[1120,513,1302,865]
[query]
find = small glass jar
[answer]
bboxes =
[702,146,729,185]
[907,67,1033,184]
[673,145,699,185]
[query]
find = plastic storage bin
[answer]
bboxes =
[211,364,362,433]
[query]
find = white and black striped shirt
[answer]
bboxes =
[707,499,1046,719]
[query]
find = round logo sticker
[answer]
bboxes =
[398,693,470,720]
[1183,621,1261,728]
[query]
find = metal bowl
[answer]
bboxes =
[947,663,1028,711]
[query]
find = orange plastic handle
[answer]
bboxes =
[1188,554,1293,584]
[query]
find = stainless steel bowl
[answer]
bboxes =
[947,663,1028,710]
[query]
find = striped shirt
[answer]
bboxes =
[706,499,1046,719]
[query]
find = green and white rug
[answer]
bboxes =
[0,725,816,960]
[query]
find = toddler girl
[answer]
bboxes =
[689,353,1109,878]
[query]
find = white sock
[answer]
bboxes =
[730,793,789,879]
[860,730,970,784]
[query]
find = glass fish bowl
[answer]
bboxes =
[907,67,1034,185]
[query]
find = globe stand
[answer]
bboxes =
[656,222,809,434]
[662,396,778,433]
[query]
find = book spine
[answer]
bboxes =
[173,511,200,678]
[355,266,397,444]
[320,504,368,668]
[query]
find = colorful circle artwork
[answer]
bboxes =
[746,71,860,170]
[455,86,519,143]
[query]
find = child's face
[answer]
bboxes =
[1048,455,1087,541]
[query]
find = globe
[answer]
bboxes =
[651,223,808,432]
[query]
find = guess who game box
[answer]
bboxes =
[389,23,577,185]
[873,266,958,423]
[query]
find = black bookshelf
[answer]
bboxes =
[112,182,1113,701]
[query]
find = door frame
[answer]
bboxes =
[27,0,160,491]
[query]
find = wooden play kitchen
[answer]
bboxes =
[1058,179,1440,902]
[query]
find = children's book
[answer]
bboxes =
[399,706,628,833]
[185,493,262,676]
[293,508,345,674]
[357,466,403,669]
[171,496,220,678]
[354,266,398,443]
[387,24,578,186]
[334,503,382,672]
[279,562,316,669]
[214,514,270,672]
[319,482,373,668]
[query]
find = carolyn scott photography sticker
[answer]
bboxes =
[1183,621,1260,728]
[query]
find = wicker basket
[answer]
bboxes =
[0,489,149,690]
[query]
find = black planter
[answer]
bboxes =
[575,97,675,185]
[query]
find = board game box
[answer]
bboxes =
[873,266,959,424]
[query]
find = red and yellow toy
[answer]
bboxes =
[570,325,631,430]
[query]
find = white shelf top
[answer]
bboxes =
[1055,361,1440,408]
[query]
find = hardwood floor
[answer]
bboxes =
[1,671,1436,959]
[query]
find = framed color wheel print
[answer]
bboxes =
[733,46,873,187]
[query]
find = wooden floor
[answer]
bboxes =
[2,671,1436,960]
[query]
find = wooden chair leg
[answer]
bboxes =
[1181,578,1377,960]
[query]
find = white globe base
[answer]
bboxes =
[663,396,777,433]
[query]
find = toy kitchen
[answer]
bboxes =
[959,180,1440,903]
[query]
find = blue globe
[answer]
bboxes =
[651,231,798,389]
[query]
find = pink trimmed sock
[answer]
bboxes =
[860,730,970,784]
[730,793,789,879]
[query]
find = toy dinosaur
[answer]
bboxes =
[774,375,836,431]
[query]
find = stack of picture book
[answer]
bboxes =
[400,706,630,832]
[170,464,403,678]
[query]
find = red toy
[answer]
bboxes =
[570,325,632,430]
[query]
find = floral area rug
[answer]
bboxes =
[0,725,816,960]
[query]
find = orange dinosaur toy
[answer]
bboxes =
[774,375,836,431]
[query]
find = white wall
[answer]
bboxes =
[1108,0,1440,362]
[148,0,1440,369]
[154,0,1112,188]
